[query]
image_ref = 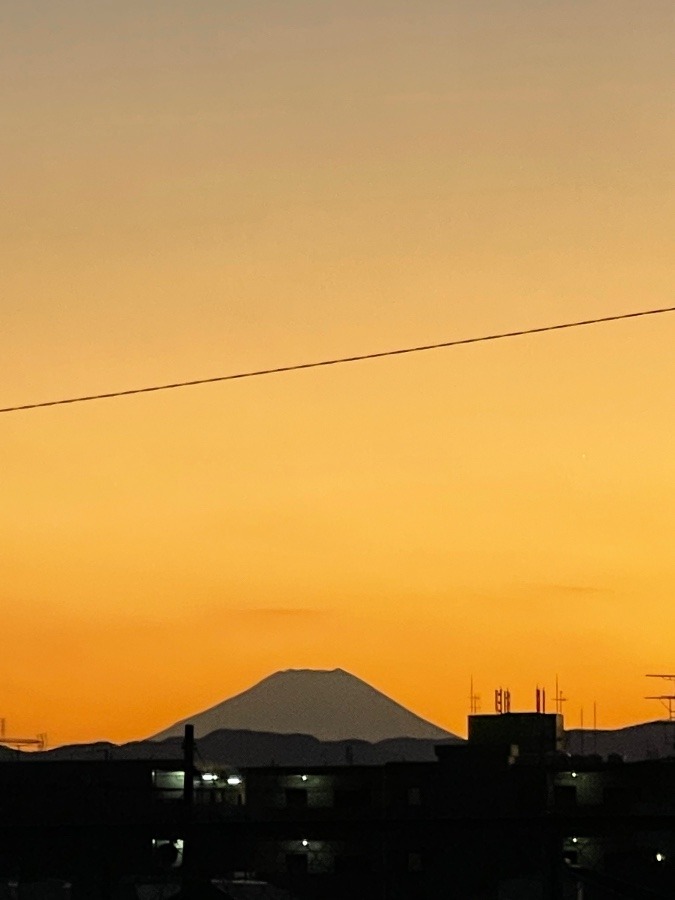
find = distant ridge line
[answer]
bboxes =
[6,720,675,765]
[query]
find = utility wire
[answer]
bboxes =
[1,305,674,414]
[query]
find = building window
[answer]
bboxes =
[152,770,185,801]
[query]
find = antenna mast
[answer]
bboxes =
[0,719,47,751]
[494,687,511,714]
[554,675,567,715]
[469,677,481,715]
[645,674,675,721]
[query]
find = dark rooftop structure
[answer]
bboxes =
[468,711,565,758]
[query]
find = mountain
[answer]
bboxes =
[31,730,460,766]
[7,715,675,767]
[566,720,675,762]
[151,668,454,743]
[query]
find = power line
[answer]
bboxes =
[1,305,674,415]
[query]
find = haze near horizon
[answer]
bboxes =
[1,1,674,746]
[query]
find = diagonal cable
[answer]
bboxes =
[1,305,674,414]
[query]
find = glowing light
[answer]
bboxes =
[571,772,577,778]
[301,775,308,782]
[656,853,665,863]
[227,775,242,786]
[201,773,219,782]
[302,840,309,847]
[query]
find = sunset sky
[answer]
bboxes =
[2,1,674,747]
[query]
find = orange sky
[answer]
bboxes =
[2,1,674,747]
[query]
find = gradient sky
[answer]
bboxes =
[2,1,674,746]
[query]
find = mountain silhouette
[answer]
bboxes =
[566,720,675,761]
[151,668,453,743]
[36,731,461,766]
[10,720,675,766]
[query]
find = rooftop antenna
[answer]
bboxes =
[535,685,547,714]
[495,687,511,714]
[0,719,47,751]
[469,676,481,715]
[645,674,675,721]
[554,675,567,715]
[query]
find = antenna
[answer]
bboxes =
[0,720,47,751]
[554,675,567,715]
[645,674,675,721]
[469,676,481,715]
[495,688,511,714]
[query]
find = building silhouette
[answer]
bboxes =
[1,713,675,899]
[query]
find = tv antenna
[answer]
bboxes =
[645,674,675,721]
[469,676,481,715]
[554,675,567,715]
[0,719,47,751]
